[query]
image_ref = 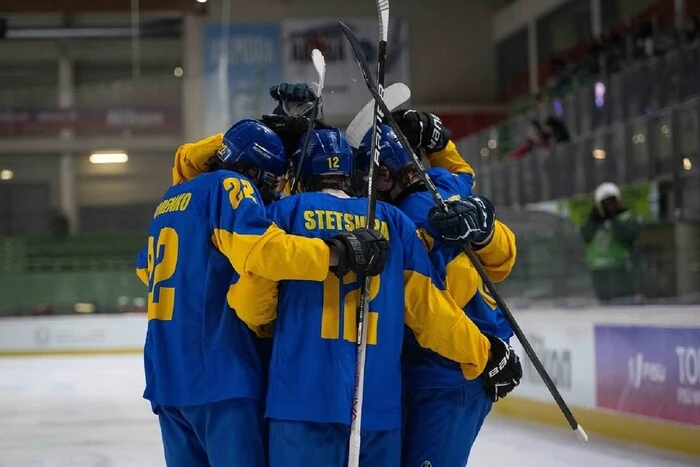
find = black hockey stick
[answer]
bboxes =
[339,6,389,466]
[289,49,326,194]
[341,20,589,443]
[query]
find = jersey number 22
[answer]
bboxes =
[147,227,179,321]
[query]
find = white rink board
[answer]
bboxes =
[509,316,596,408]
[507,306,700,409]
[0,314,146,353]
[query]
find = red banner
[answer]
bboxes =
[0,108,181,136]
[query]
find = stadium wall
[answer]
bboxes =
[182,0,498,140]
[1,307,699,454]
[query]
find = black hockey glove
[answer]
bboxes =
[480,334,523,402]
[391,109,451,152]
[270,83,317,117]
[428,196,495,248]
[326,228,388,278]
[260,114,332,156]
[270,82,316,103]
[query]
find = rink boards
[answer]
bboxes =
[1,307,699,454]
[493,305,700,455]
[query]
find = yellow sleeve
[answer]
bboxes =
[135,267,148,285]
[475,221,517,283]
[403,270,491,380]
[227,275,279,338]
[281,179,291,197]
[212,224,331,282]
[443,254,480,309]
[172,133,224,185]
[428,140,475,176]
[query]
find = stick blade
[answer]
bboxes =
[575,425,589,442]
[311,49,326,95]
[345,82,411,148]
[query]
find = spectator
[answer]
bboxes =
[534,94,571,142]
[580,182,641,302]
[544,115,570,143]
[510,120,549,159]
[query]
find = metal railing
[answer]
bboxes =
[460,41,700,211]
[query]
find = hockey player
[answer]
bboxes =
[229,128,522,467]
[168,83,319,191]
[135,119,388,467]
[357,113,520,467]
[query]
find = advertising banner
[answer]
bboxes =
[203,24,281,135]
[281,17,409,120]
[0,315,146,353]
[0,108,180,136]
[509,319,596,408]
[595,325,700,425]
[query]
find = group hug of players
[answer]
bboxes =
[136,82,524,467]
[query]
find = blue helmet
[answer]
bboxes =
[218,119,289,187]
[355,124,413,175]
[292,128,354,180]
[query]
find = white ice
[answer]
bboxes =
[0,355,697,467]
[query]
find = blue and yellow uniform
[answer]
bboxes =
[358,127,517,467]
[136,123,334,467]
[230,129,492,467]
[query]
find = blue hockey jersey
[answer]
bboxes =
[228,191,491,431]
[135,170,332,407]
[398,142,517,389]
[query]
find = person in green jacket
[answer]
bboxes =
[581,182,641,301]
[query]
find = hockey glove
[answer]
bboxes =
[270,83,317,117]
[480,334,523,402]
[261,114,332,156]
[326,228,388,278]
[391,109,451,152]
[428,196,495,248]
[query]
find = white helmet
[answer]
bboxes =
[594,182,621,206]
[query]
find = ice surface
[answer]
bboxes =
[0,355,697,467]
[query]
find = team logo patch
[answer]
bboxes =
[420,462,433,467]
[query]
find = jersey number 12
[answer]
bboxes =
[321,272,380,344]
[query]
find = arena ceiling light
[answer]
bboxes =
[0,169,13,181]
[89,152,129,164]
[683,157,692,171]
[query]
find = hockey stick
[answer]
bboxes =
[289,49,326,194]
[345,82,411,148]
[339,6,389,467]
[341,20,589,444]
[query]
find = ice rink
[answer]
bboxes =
[0,355,697,467]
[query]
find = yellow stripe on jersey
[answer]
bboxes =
[281,179,292,197]
[211,224,330,282]
[227,278,278,337]
[444,254,480,309]
[442,221,516,308]
[428,140,475,177]
[475,221,517,283]
[136,267,149,286]
[172,133,224,185]
[403,270,490,380]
